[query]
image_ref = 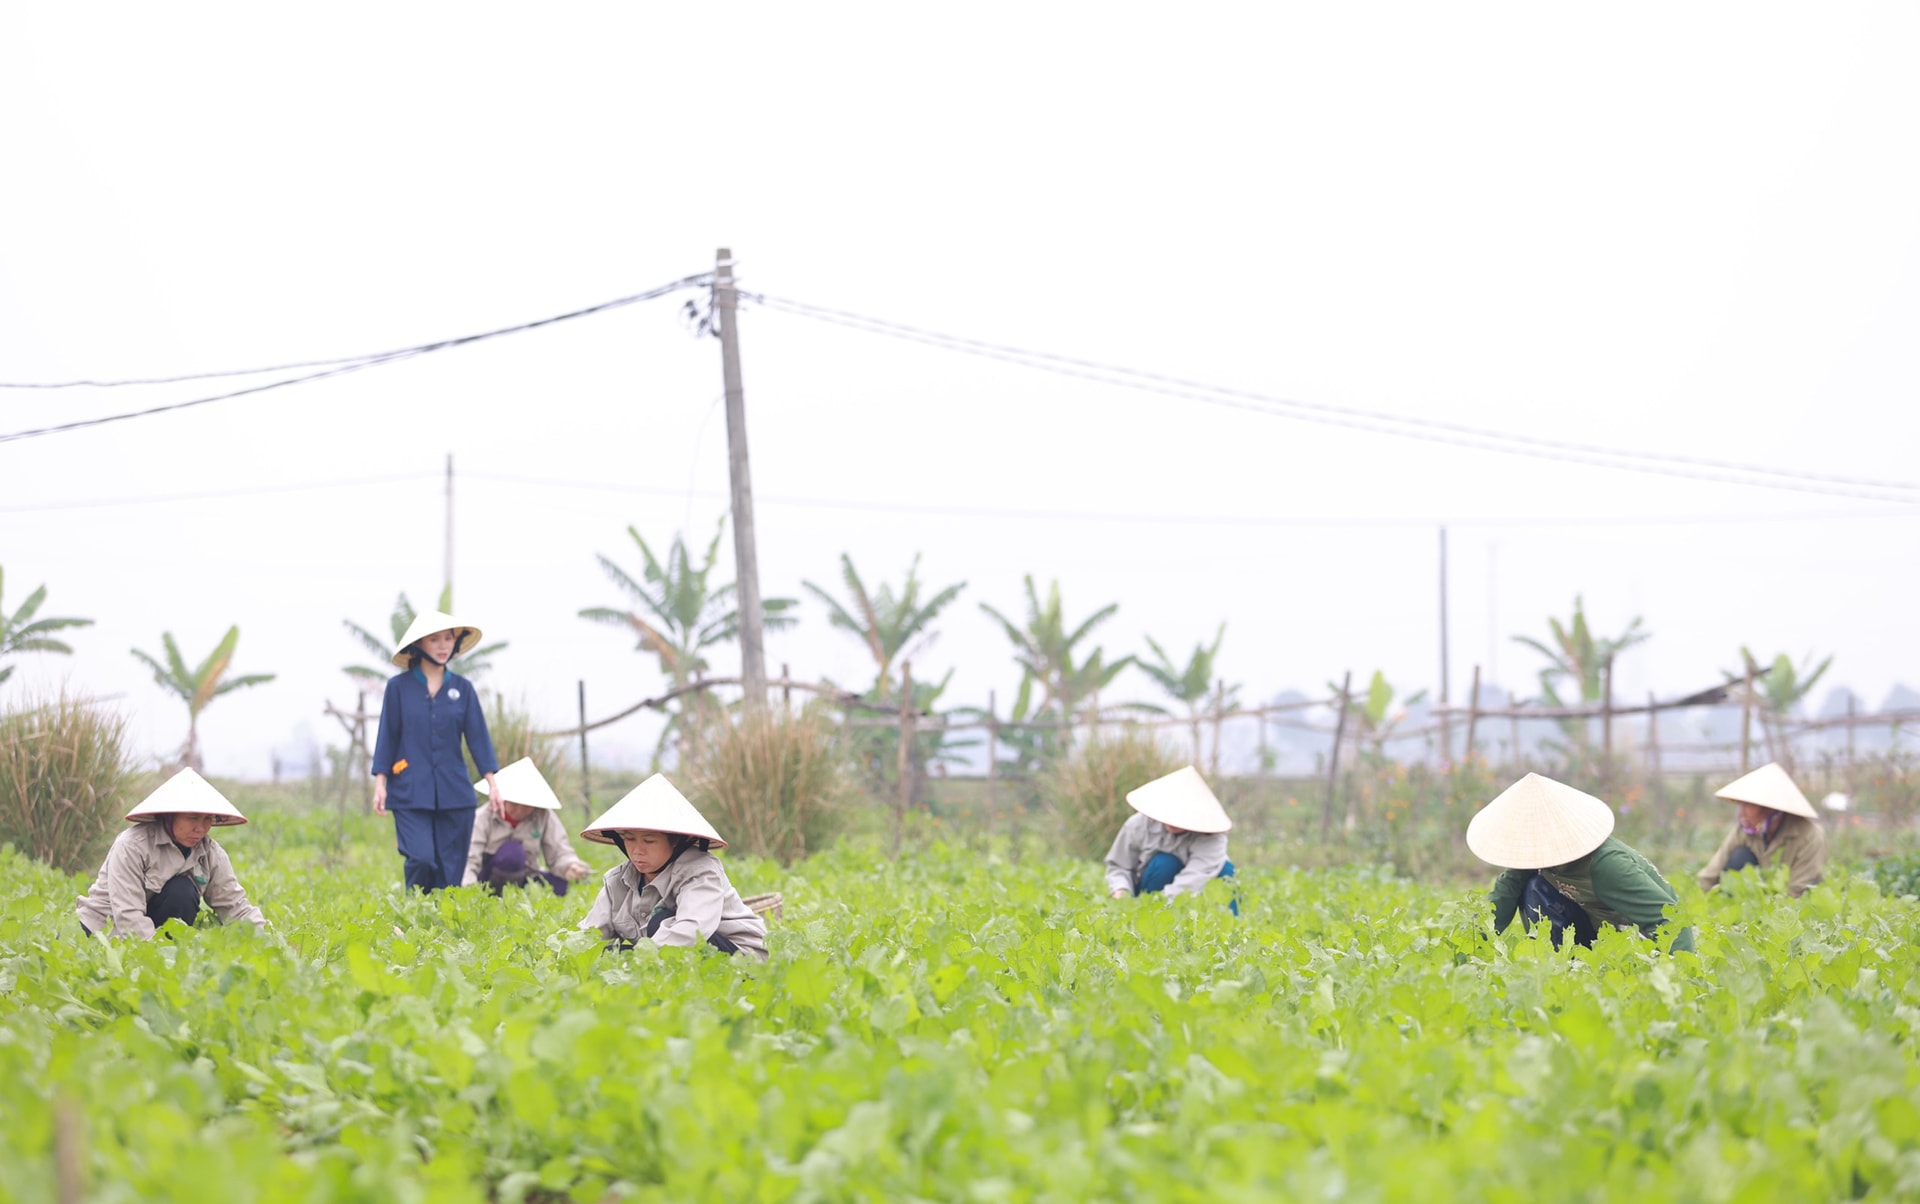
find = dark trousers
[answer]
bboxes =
[478,839,570,897]
[1136,852,1240,915]
[1725,846,1761,873]
[392,807,476,893]
[1520,873,1599,949]
[83,873,200,936]
[643,905,742,955]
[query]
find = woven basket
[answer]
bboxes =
[743,892,784,920]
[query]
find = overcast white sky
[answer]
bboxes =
[3,5,1917,777]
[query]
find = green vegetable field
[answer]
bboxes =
[5,808,1920,1203]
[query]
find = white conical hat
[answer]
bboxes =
[124,768,248,826]
[1125,766,1232,834]
[1466,772,1615,869]
[473,757,563,810]
[390,611,484,668]
[580,774,726,847]
[1715,762,1818,819]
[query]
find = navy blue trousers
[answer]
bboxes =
[392,807,476,893]
[1520,873,1599,949]
[1136,851,1239,914]
[1725,846,1761,873]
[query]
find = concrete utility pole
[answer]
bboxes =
[443,453,454,604]
[714,248,768,710]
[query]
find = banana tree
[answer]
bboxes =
[802,552,966,701]
[1513,595,1649,764]
[1328,670,1427,758]
[343,584,506,685]
[131,626,275,771]
[1140,623,1233,763]
[0,566,93,685]
[580,518,796,765]
[980,576,1134,753]
[1724,647,1832,770]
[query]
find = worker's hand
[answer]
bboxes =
[565,862,592,882]
[372,777,387,814]
[485,774,504,817]
[1110,889,1130,900]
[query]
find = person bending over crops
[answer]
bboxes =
[1104,766,1237,910]
[1470,772,1694,954]
[578,774,769,960]
[461,757,591,895]
[370,611,501,893]
[1696,762,1826,897]
[76,769,266,939]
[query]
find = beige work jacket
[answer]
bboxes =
[1103,811,1230,897]
[579,849,769,960]
[461,807,589,885]
[75,823,266,939]
[1697,813,1827,897]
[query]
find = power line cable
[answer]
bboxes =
[748,293,1920,504]
[0,272,713,392]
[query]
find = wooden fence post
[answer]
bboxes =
[1740,656,1756,775]
[577,680,592,821]
[1846,693,1858,796]
[1647,691,1664,805]
[1321,671,1352,841]
[1463,665,1482,766]
[893,661,913,855]
[985,689,999,836]
[1509,704,1522,771]
[781,662,791,714]
[1210,679,1225,780]
[1601,655,1614,785]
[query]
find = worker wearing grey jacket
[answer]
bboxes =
[576,775,769,960]
[1104,766,1237,905]
[76,769,266,939]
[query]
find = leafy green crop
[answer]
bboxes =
[3,805,1919,1202]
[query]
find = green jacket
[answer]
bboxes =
[1491,837,1695,953]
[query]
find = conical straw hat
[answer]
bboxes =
[124,768,248,826]
[580,774,726,847]
[1125,766,1232,834]
[1466,772,1614,869]
[1714,762,1817,819]
[390,611,483,668]
[473,757,563,811]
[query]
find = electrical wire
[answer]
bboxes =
[0,471,437,514]
[747,293,1920,504]
[464,471,1920,528]
[0,272,713,391]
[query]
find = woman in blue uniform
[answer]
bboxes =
[371,610,501,892]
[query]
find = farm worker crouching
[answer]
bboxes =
[1105,766,1237,910]
[1696,762,1826,897]
[371,611,501,893]
[76,769,266,939]
[1470,772,1694,954]
[577,774,769,960]
[461,757,591,895]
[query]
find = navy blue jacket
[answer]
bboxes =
[371,670,498,811]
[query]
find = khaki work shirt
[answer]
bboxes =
[75,822,265,939]
[1696,813,1826,897]
[579,849,769,961]
[461,807,589,885]
[1103,811,1230,898]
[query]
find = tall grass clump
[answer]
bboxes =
[685,706,847,864]
[0,692,139,873]
[1046,726,1183,858]
[465,693,574,802]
